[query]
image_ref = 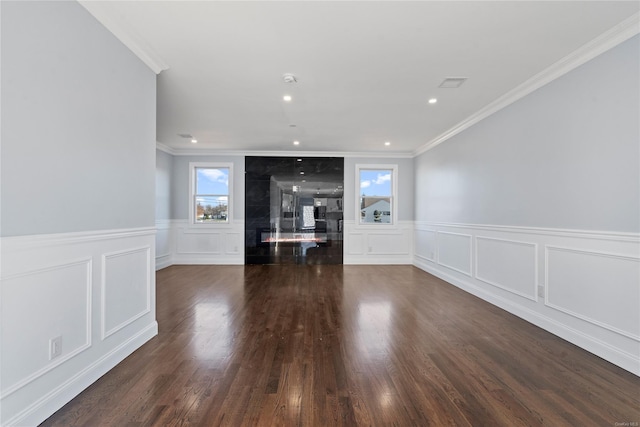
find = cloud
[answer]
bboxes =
[360,180,371,188]
[374,173,391,185]
[200,168,229,185]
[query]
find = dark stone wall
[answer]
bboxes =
[245,157,344,264]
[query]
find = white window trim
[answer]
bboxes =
[189,162,234,228]
[355,163,398,229]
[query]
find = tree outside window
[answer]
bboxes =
[194,166,230,223]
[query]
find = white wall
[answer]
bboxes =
[0,2,158,425]
[414,36,639,232]
[1,3,156,238]
[344,156,414,222]
[156,154,415,266]
[344,156,414,264]
[156,154,246,267]
[155,149,174,269]
[156,149,173,222]
[414,35,640,375]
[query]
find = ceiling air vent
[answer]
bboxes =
[178,133,193,139]
[439,77,468,88]
[283,73,297,83]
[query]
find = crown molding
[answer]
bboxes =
[414,12,640,157]
[78,1,169,75]
[156,142,176,155]
[155,143,415,158]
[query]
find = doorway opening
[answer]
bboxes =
[245,156,344,264]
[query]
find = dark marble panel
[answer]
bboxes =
[245,156,344,265]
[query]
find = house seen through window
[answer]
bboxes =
[359,168,393,224]
[194,166,230,223]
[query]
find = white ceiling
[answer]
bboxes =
[81,1,639,156]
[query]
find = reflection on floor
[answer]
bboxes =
[41,265,640,426]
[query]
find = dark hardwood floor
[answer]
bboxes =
[41,265,639,426]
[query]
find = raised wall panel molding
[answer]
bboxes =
[157,220,246,267]
[436,231,472,276]
[413,221,640,375]
[344,221,413,264]
[0,227,157,426]
[0,259,93,399]
[414,12,640,157]
[414,228,437,262]
[6,322,158,427]
[545,245,640,341]
[101,247,152,340]
[413,256,640,376]
[347,233,365,255]
[475,236,538,301]
[224,232,243,254]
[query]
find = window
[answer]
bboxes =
[356,164,398,225]
[189,162,232,224]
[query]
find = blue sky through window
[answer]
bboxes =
[196,168,229,195]
[359,169,391,196]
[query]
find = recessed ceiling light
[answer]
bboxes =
[191,139,198,144]
[293,140,300,145]
[384,141,391,146]
[300,171,305,175]
[283,95,292,102]
[428,98,438,104]
[297,158,302,162]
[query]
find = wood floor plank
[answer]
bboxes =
[40,265,640,426]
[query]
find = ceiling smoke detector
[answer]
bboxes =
[283,73,297,83]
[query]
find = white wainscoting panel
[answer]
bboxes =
[346,232,365,255]
[102,247,151,339]
[413,221,640,376]
[0,227,157,426]
[155,220,173,270]
[546,246,640,340]
[224,232,243,255]
[344,221,413,264]
[177,230,222,254]
[437,231,472,276]
[476,236,537,301]
[414,229,436,262]
[160,220,245,266]
[1,259,92,397]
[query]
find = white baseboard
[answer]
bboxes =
[1,227,158,425]
[156,220,244,268]
[343,220,413,265]
[155,253,173,270]
[6,322,157,427]
[413,222,640,376]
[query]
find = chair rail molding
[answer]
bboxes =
[1,227,158,426]
[413,221,640,376]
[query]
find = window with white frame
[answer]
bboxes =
[356,164,398,225]
[189,163,232,224]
